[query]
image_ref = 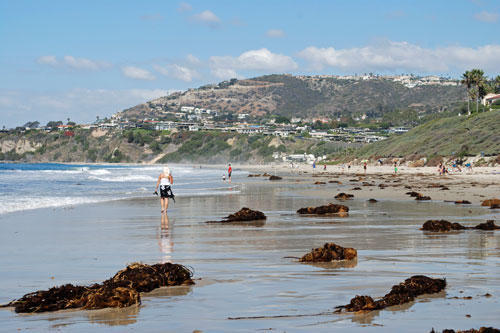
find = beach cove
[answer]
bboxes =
[0,163,499,332]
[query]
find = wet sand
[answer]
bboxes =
[0,170,499,332]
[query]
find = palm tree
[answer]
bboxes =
[470,69,486,112]
[461,70,472,115]
[494,75,500,94]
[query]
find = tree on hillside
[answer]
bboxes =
[461,70,472,115]
[470,69,487,112]
[494,75,500,94]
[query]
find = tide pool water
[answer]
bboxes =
[0,163,242,215]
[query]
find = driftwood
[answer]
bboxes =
[299,242,357,262]
[206,207,266,223]
[421,220,499,232]
[297,203,349,215]
[336,275,446,313]
[2,262,194,313]
[367,198,378,203]
[269,175,282,180]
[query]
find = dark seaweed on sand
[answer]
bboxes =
[296,203,349,215]
[337,275,446,312]
[421,220,499,232]
[206,207,267,223]
[431,328,500,333]
[300,242,357,262]
[3,262,194,313]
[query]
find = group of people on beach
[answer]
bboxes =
[438,160,473,175]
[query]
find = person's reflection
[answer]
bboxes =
[158,213,173,263]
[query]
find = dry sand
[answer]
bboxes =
[236,163,500,204]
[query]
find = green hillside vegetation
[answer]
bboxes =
[356,110,500,158]
[0,128,349,164]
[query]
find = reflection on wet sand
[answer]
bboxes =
[306,258,358,269]
[86,304,140,326]
[159,213,173,263]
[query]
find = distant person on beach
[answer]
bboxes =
[363,162,367,175]
[228,164,232,182]
[312,161,316,169]
[394,162,398,174]
[154,166,174,213]
[348,162,351,171]
[465,162,473,172]
[222,174,226,182]
[324,163,327,171]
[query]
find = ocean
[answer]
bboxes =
[0,163,242,215]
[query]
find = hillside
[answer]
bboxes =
[356,110,500,158]
[119,74,466,120]
[0,129,349,164]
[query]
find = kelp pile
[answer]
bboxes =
[406,191,432,200]
[431,328,500,333]
[296,203,349,215]
[481,198,500,209]
[336,275,446,313]
[3,262,194,313]
[334,193,354,200]
[421,220,499,232]
[300,242,357,262]
[206,207,267,223]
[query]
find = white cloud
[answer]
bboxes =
[178,2,192,12]
[153,64,199,82]
[191,10,220,27]
[474,11,499,22]
[37,55,57,66]
[122,66,155,80]
[63,56,108,70]
[186,54,202,66]
[209,48,298,79]
[266,29,285,38]
[297,41,500,73]
[36,55,110,70]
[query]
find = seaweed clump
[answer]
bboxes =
[430,328,500,333]
[337,275,446,313]
[421,220,467,232]
[300,242,357,262]
[334,193,354,200]
[3,262,194,313]
[296,203,349,215]
[206,207,267,223]
[481,198,500,207]
[421,220,499,232]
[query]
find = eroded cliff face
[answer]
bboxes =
[1,139,41,154]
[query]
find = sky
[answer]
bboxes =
[1,0,500,128]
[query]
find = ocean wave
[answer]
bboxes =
[88,175,156,182]
[87,169,111,175]
[0,196,103,215]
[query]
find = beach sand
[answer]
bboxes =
[0,164,499,332]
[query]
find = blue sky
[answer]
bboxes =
[1,0,499,127]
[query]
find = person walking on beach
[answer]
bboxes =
[227,164,232,182]
[394,162,398,174]
[154,166,174,213]
[324,163,327,171]
[363,162,367,175]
